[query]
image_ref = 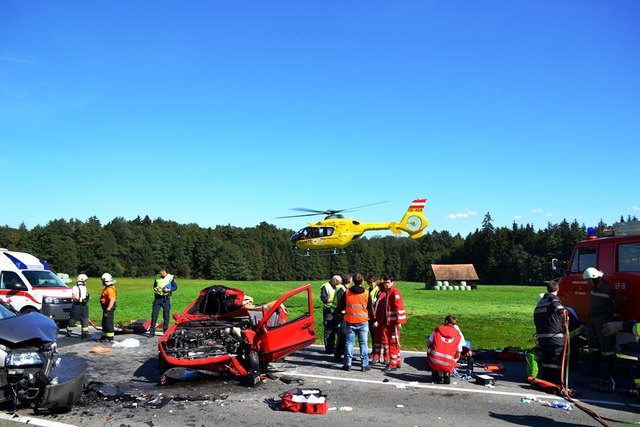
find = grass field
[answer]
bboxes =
[83,279,542,351]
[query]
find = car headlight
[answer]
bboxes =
[5,351,45,367]
[43,297,61,304]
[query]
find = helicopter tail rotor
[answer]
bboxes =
[393,198,429,238]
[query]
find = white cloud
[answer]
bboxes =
[545,213,554,218]
[513,215,523,220]
[531,208,543,214]
[447,209,478,220]
[632,206,640,211]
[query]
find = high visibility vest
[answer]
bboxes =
[331,284,346,312]
[321,282,335,308]
[427,325,461,372]
[344,290,369,324]
[154,273,174,296]
[369,286,379,305]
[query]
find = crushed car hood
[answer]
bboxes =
[0,312,58,347]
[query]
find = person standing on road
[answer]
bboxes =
[332,274,349,362]
[150,267,177,337]
[66,274,90,338]
[336,273,373,372]
[320,275,340,354]
[533,280,566,385]
[584,267,618,388]
[371,279,389,365]
[366,274,379,342]
[381,273,407,371]
[99,273,117,342]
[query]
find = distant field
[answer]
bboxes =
[84,279,542,351]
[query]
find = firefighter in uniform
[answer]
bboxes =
[584,267,618,386]
[66,274,90,338]
[99,272,117,342]
[335,273,373,371]
[427,314,462,384]
[533,280,566,385]
[320,275,340,354]
[150,267,176,337]
[603,320,640,391]
[381,273,407,371]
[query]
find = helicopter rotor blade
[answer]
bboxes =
[338,201,389,213]
[276,201,388,219]
[276,212,326,219]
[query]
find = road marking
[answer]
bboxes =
[0,412,77,427]
[290,371,640,408]
[302,346,640,408]
[290,371,550,398]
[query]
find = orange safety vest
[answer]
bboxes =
[344,291,369,324]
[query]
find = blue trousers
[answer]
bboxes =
[345,321,370,367]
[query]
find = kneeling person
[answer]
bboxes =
[427,314,462,384]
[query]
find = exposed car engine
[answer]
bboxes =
[161,320,250,360]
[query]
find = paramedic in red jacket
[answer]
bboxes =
[427,314,462,384]
[381,274,407,371]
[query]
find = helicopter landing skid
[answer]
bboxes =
[293,248,346,257]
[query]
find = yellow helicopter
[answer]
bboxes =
[279,198,429,255]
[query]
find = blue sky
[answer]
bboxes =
[1,1,638,238]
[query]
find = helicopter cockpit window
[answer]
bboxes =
[317,227,333,237]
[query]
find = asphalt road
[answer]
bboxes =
[2,328,639,427]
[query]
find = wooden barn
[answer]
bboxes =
[427,264,479,290]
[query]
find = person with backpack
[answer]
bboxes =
[66,274,90,338]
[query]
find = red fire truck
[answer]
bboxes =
[553,221,640,323]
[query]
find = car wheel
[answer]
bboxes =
[248,351,259,372]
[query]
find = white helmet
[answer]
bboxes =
[77,274,88,283]
[583,267,604,280]
[101,272,113,282]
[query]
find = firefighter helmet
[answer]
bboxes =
[101,272,113,282]
[77,274,88,283]
[583,267,604,280]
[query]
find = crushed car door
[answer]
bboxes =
[256,283,315,362]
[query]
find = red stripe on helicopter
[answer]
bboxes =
[410,199,427,209]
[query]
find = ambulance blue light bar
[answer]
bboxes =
[3,252,28,269]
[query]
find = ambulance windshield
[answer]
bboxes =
[22,271,68,288]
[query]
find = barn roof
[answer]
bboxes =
[431,264,479,281]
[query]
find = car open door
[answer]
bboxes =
[256,283,316,362]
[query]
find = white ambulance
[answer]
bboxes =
[0,248,73,324]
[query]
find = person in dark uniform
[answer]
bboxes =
[66,274,90,338]
[150,267,177,337]
[533,280,566,384]
[584,267,618,387]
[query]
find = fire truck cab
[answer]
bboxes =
[0,248,73,324]
[554,222,640,323]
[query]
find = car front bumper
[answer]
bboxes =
[40,355,87,409]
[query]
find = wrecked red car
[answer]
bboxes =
[158,284,315,385]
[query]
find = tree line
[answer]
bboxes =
[0,213,635,284]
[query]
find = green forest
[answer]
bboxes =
[0,213,635,284]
